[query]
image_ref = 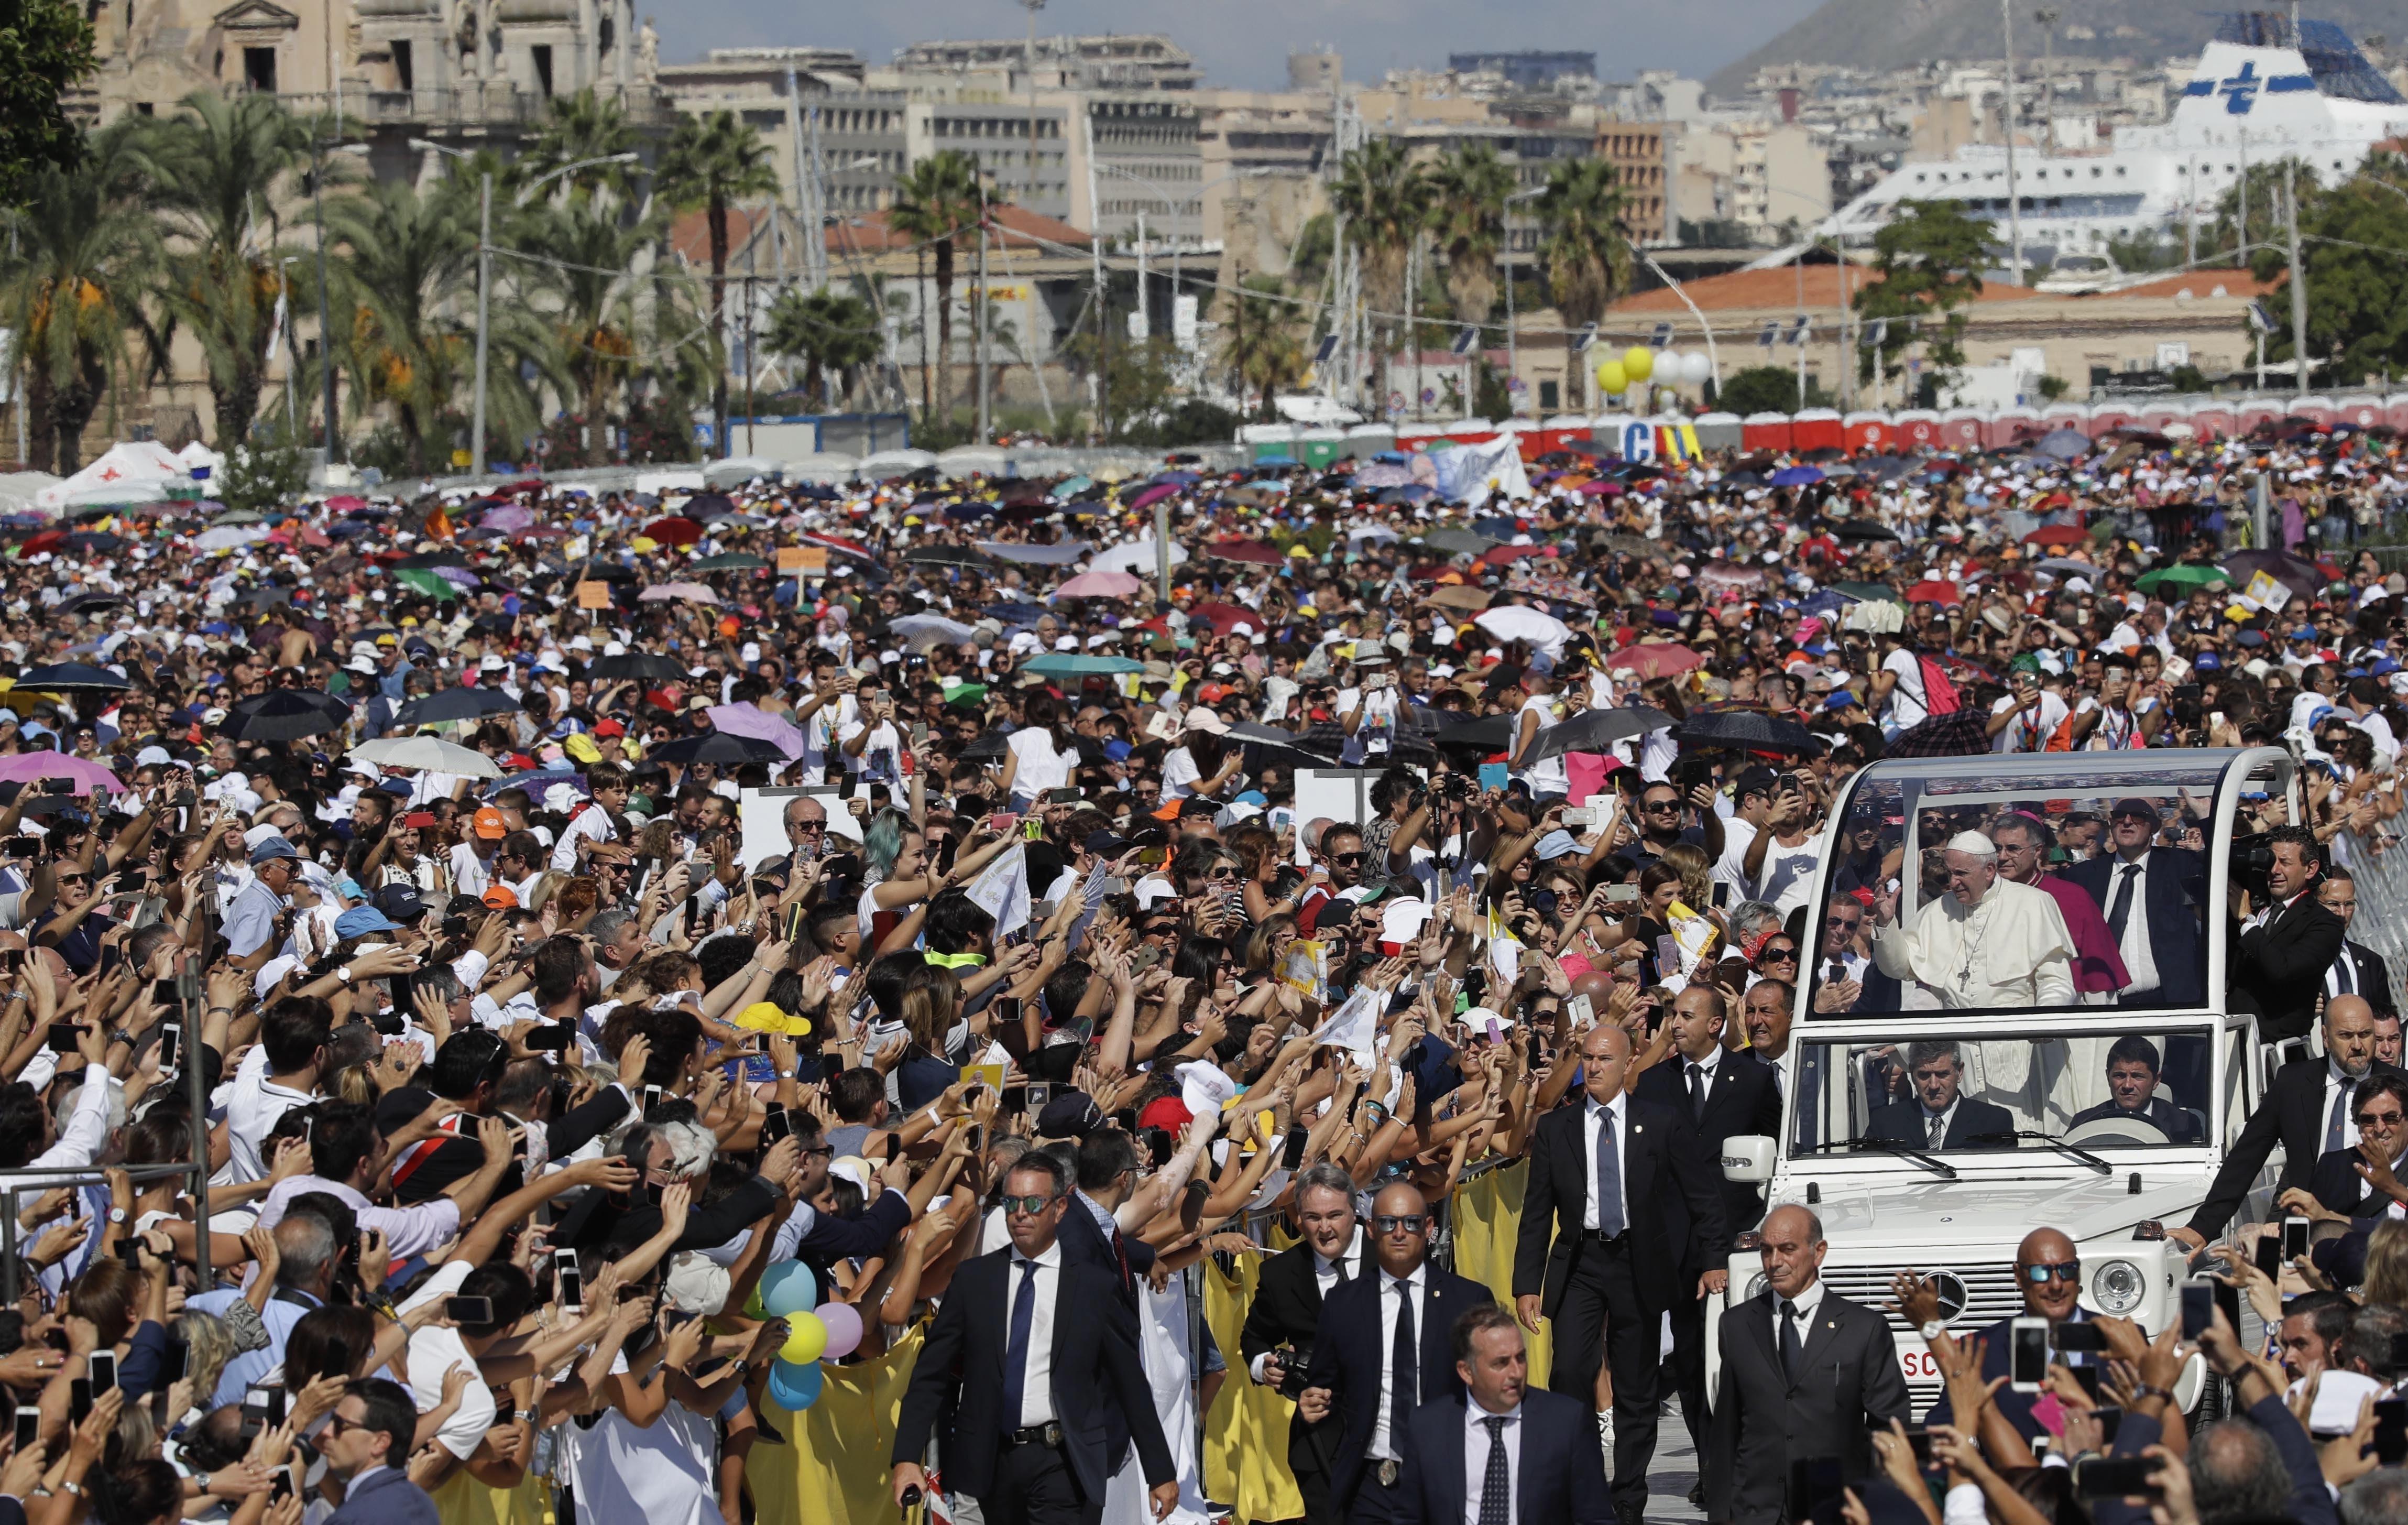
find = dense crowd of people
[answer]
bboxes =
[0,424,2401,1525]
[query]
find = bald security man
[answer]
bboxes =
[1513,1023,1728,1525]
[1705,1205,1909,1525]
[1900,1227,2093,1444]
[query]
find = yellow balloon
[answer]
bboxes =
[780,1311,828,1365]
[1623,346,1655,383]
[1595,361,1628,394]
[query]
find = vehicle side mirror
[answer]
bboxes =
[1723,1135,1775,1184]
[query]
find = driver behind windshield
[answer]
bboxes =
[1863,1039,2016,1151]
[2068,1034,2204,1144]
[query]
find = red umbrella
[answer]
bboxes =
[1186,600,1261,635]
[644,516,704,547]
[1481,543,1547,566]
[20,530,64,556]
[1203,539,1283,565]
[492,479,545,496]
[1904,580,1962,605]
[1603,643,1705,679]
[2021,524,2089,547]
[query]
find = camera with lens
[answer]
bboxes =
[1275,1344,1314,1400]
[2228,831,2274,903]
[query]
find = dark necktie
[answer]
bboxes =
[1111,1225,1131,1291]
[1391,1279,1418,1441]
[1593,1107,1625,1236]
[1780,1299,1804,1381]
[1689,1061,1709,1123]
[2336,953,2358,997]
[2107,862,2139,942]
[1002,1257,1039,1433]
[1480,1414,1512,1525]
[2329,1078,2356,1153]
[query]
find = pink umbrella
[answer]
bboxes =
[706,703,807,758]
[482,504,535,533]
[1126,483,1181,511]
[1054,570,1144,598]
[322,495,369,512]
[0,753,122,795]
[640,582,719,605]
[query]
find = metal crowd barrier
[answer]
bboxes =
[0,1162,215,1304]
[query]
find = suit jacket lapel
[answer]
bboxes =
[1793,1297,1847,1388]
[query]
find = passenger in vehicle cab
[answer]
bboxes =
[2061,798,2207,1008]
[1869,833,2077,1009]
[1989,811,2129,999]
[1900,1226,2093,1444]
[1863,1039,2016,1151]
[2068,1034,2205,1144]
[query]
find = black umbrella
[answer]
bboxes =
[1422,528,1503,557]
[239,585,294,609]
[2223,548,2326,601]
[54,593,129,616]
[392,687,521,727]
[1432,714,1515,751]
[1529,705,1676,763]
[584,652,686,683]
[63,532,124,554]
[220,689,353,742]
[682,492,738,521]
[1226,720,1342,766]
[572,561,641,584]
[1830,519,1902,543]
[1676,708,1816,754]
[15,662,129,693]
[904,546,994,570]
[647,732,789,767]
[1885,707,1993,759]
[960,730,1011,763]
[392,551,473,570]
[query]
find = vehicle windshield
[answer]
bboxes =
[1786,1031,2214,1157]
[1805,758,2267,1018]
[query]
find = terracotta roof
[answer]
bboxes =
[1611,263,2042,314]
[664,201,1090,270]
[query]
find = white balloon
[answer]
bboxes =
[1683,351,1715,384]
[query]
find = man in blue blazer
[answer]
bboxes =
[1298,1181,1494,1525]
[324,1379,440,1525]
[1392,1303,1612,1525]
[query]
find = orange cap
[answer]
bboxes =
[481,885,519,909]
[473,806,507,839]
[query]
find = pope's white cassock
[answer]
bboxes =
[1872,876,2077,1008]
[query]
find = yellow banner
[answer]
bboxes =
[750,1327,925,1525]
[1447,1159,1551,1391]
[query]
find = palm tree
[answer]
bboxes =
[0,124,157,472]
[1535,158,1633,411]
[321,176,475,474]
[517,193,658,464]
[1425,144,1515,326]
[763,286,882,409]
[655,110,779,454]
[139,90,311,449]
[1219,274,1305,421]
[1330,139,1427,410]
[886,150,987,430]
[519,89,644,202]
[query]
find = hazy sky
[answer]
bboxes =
[660,0,1827,89]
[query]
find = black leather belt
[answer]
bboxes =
[1581,1229,1629,1245]
[1003,1422,1065,1449]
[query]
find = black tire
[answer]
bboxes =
[2190,1370,2231,1430]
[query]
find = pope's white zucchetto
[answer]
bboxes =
[1944,831,1998,858]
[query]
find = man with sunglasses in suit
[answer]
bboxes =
[1901,1227,2093,1444]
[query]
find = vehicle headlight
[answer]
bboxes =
[1744,1273,1768,1303]
[2093,1258,2146,1314]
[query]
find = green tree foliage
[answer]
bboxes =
[1716,364,1834,415]
[216,422,308,514]
[0,0,96,212]
[1330,138,1428,405]
[518,89,643,202]
[1424,143,1514,325]
[654,110,778,450]
[2242,154,2408,386]
[1853,199,1994,395]
[764,286,882,409]
[1217,274,1305,421]
[1534,158,1633,409]
[321,176,475,475]
[886,150,986,428]
[2101,231,2181,275]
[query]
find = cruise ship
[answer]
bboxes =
[1824,14,2408,259]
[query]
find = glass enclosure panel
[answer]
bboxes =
[1787,1032,2215,1157]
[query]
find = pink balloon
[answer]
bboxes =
[815,1300,864,1360]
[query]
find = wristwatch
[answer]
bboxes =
[335,965,353,985]
[107,1207,126,1226]
[1919,1319,1946,1342]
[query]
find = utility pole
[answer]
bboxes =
[2000,0,2024,286]
[2284,155,2309,397]
[976,212,992,443]
[1406,233,1420,420]
[1085,109,1106,441]
[311,138,347,465]
[2186,153,2198,266]
[1022,0,1044,215]
[2036,7,2059,156]
[472,171,490,477]
[1133,209,1148,341]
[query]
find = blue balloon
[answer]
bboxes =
[767,1358,824,1412]
[760,1261,818,1318]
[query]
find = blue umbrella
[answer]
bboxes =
[984,601,1048,624]
[1150,471,1201,487]
[1252,454,1299,469]
[481,769,586,800]
[1770,465,1825,486]
[944,500,999,521]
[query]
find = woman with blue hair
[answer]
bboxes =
[856,807,1016,957]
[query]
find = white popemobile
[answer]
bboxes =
[1706,748,2304,1418]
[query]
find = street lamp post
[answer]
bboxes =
[311,138,370,466]
[1093,161,1271,377]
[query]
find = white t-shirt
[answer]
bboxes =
[800,693,859,786]
[1881,649,1930,731]
[1006,727,1077,797]
[397,1260,499,1461]
[1511,694,1567,796]
[839,716,905,785]
[1341,686,1402,763]
[1162,746,1205,799]
[1989,691,2070,753]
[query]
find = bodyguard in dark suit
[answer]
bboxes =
[322,1379,442,1525]
[1298,1182,1493,1525]
[2180,995,2405,1248]
[1862,1040,2017,1151]
[1913,1228,2097,1444]
[2229,827,2348,1044]
[1392,1303,1612,1525]
[891,1152,1176,1525]
[2061,801,2207,1008]
[1706,1205,1912,1525]
[1512,1023,1730,1525]
[1239,1162,1374,1525]
[1059,1128,1158,1317]
[2317,872,2396,1019]
[1633,986,1781,1460]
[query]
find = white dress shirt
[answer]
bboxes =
[1777,1276,1828,1353]
[1580,1096,1629,1233]
[1371,1263,1427,1462]
[1010,1239,1063,1429]
[2104,852,2160,996]
[1679,1044,1723,1118]
[1462,1401,1523,1525]
[2326,1062,2365,1153]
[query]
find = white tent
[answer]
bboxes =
[0,473,62,517]
[176,441,225,478]
[35,442,191,511]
